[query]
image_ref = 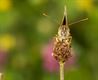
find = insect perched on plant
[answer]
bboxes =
[52,6,72,64]
[52,6,72,80]
[43,5,88,80]
[52,6,88,64]
[52,6,88,80]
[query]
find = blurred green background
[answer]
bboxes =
[0,0,98,80]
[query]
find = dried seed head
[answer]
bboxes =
[52,6,72,63]
[53,36,72,63]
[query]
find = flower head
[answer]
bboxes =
[42,41,76,72]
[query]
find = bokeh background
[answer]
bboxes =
[0,0,98,80]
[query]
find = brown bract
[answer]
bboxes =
[53,36,72,63]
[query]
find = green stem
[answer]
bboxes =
[60,63,65,80]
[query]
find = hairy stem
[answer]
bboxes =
[60,63,65,80]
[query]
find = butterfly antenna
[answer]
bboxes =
[42,13,60,25]
[69,18,88,26]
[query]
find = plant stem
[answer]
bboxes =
[60,63,65,80]
[0,73,3,80]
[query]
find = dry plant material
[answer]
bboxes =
[52,6,72,64]
[52,6,72,80]
[52,5,88,80]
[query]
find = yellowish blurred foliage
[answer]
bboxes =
[0,0,12,12]
[0,34,15,51]
[29,0,47,6]
[37,18,53,35]
[76,0,93,12]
